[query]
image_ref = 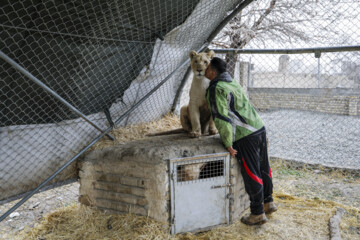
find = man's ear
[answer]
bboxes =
[207,50,215,59]
[189,50,197,59]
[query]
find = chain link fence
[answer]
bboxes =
[1,0,360,238]
[201,48,360,169]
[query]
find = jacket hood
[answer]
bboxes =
[209,72,232,88]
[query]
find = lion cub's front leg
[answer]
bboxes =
[189,104,201,138]
[180,105,192,132]
[208,116,218,135]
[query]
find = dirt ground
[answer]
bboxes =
[270,158,360,210]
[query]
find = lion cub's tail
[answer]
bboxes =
[146,128,187,137]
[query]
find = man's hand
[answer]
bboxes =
[227,146,237,157]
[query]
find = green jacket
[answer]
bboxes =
[206,72,264,148]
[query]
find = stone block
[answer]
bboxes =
[349,97,358,116]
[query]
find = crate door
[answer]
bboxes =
[170,153,230,234]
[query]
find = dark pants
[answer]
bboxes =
[233,127,273,215]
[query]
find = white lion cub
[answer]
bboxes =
[180,50,218,138]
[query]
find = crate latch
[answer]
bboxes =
[211,183,232,189]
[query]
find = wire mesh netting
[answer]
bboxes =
[0,0,247,233]
[201,51,360,170]
[177,160,224,182]
[1,0,360,238]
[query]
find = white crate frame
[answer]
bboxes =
[169,152,230,234]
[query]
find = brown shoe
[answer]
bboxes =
[264,202,277,214]
[241,213,268,225]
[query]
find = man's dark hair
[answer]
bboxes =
[210,57,227,74]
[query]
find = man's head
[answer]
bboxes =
[205,57,227,80]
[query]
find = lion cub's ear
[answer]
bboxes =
[189,50,197,59]
[207,50,215,60]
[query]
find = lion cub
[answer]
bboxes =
[180,50,218,138]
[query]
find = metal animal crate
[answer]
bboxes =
[169,152,231,234]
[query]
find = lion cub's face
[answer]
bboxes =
[189,50,215,79]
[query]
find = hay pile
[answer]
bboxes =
[16,192,360,240]
[91,113,182,151]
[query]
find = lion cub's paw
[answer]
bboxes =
[190,131,202,138]
[209,128,218,135]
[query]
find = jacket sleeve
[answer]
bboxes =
[208,87,233,148]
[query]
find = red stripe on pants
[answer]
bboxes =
[242,157,263,185]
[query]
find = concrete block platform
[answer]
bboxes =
[78,134,249,232]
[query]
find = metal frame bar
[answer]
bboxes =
[0,50,115,141]
[205,0,255,45]
[211,45,360,54]
[211,45,359,88]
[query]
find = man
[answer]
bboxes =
[205,57,276,225]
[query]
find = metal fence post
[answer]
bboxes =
[315,51,321,88]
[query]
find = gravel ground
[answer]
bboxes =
[0,182,79,239]
[261,109,360,170]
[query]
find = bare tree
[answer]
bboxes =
[212,0,359,77]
